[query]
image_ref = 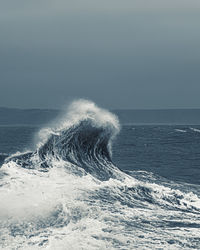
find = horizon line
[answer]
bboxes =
[1,106,200,111]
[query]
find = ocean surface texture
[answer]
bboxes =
[0,100,200,249]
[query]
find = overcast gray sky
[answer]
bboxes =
[0,0,200,109]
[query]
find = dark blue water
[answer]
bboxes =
[1,125,200,185]
[114,125,200,185]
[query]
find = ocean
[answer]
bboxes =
[0,100,200,249]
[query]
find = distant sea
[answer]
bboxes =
[1,107,200,125]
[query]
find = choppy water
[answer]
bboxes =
[0,100,200,249]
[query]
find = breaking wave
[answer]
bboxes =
[5,100,121,180]
[0,100,200,249]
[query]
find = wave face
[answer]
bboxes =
[0,100,200,249]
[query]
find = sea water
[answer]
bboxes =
[0,100,200,249]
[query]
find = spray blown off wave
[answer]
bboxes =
[0,100,200,249]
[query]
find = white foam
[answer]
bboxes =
[190,127,200,133]
[1,159,200,249]
[175,129,187,133]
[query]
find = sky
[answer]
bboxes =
[0,0,200,109]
